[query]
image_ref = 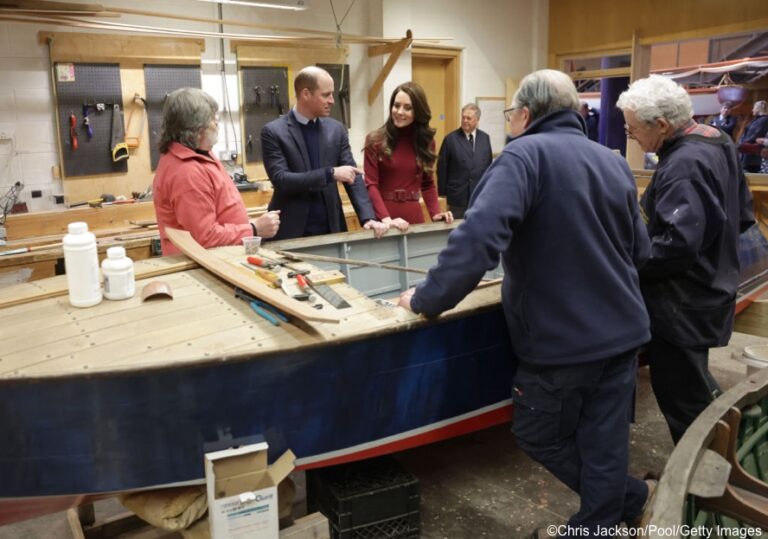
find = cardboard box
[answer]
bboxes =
[205,441,295,539]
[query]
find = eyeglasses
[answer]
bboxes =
[503,107,520,122]
[624,118,660,137]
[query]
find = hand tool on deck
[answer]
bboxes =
[240,262,282,288]
[246,255,278,269]
[110,103,129,162]
[305,275,351,309]
[235,287,289,325]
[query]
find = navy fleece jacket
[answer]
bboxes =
[411,109,651,365]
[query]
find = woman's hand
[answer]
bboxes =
[363,219,390,239]
[252,210,280,239]
[432,211,454,224]
[383,217,410,232]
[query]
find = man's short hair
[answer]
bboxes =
[461,103,481,118]
[616,75,693,129]
[159,88,218,153]
[755,100,767,115]
[294,66,330,96]
[512,69,580,122]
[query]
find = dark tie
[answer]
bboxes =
[468,133,474,151]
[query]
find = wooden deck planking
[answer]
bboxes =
[0,232,504,380]
[0,255,197,309]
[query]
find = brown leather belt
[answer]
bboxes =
[381,190,420,202]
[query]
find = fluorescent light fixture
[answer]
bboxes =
[194,0,309,10]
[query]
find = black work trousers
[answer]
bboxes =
[646,334,721,444]
[512,349,647,538]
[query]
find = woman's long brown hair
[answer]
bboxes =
[365,81,437,173]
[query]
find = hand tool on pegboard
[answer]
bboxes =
[82,104,93,140]
[69,112,78,151]
[270,85,284,115]
[125,94,147,149]
[110,104,129,162]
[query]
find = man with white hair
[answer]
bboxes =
[399,69,653,537]
[617,75,754,444]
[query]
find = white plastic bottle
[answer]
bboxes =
[101,246,135,300]
[63,222,102,308]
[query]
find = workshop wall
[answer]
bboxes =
[0,0,543,213]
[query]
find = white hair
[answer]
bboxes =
[616,75,693,128]
[512,69,580,121]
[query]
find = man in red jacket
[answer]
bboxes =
[153,88,280,255]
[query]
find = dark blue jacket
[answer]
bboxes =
[261,111,375,240]
[738,115,768,171]
[709,114,736,138]
[437,128,493,208]
[640,123,755,348]
[411,109,650,365]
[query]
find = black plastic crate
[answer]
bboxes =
[308,456,420,537]
[332,511,419,539]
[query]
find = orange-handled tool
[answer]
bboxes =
[295,273,308,290]
[69,113,78,151]
[247,256,269,267]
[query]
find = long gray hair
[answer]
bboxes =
[159,88,218,154]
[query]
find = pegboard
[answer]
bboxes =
[144,64,202,170]
[318,63,351,128]
[54,63,127,177]
[241,66,289,164]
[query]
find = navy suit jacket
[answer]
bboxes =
[437,128,493,208]
[261,111,375,240]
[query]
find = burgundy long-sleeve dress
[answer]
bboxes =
[364,125,441,223]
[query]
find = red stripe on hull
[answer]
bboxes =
[736,281,768,314]
[297,404,514,470]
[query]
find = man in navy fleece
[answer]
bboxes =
[398,70,653,538]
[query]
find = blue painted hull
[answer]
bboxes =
[0,307,513,498]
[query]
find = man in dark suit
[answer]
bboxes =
[437,104,493,218]
[261,66,387,240]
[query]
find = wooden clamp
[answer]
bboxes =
[367,29,413,105]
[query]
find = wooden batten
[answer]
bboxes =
[39,31,205,64]
[232,41,348,67]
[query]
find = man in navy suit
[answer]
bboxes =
[437,104,493,218]
[261,66,387,240]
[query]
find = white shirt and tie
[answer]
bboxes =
[466,130,476,151]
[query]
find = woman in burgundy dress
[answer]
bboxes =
[364,82,454,232]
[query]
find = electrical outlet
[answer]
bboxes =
[0,124,14,141]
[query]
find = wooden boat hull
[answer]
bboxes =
[0,307,512,500]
